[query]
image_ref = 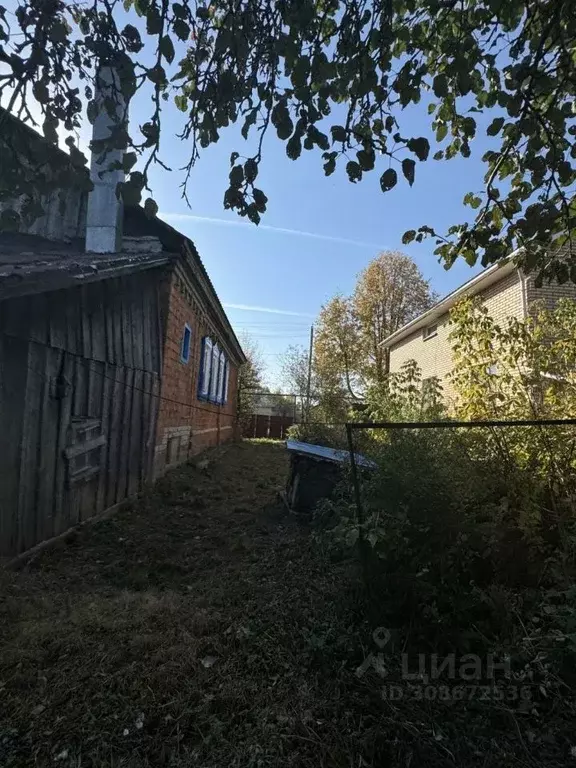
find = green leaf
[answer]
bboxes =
[229,165,244,188]
[487,117,505,136]
[407,137,430,161]
[323,156,336,176]
[402,230,416,244]
[173,18,189,41]
[123,152,138,172]
[346,161,362,183]
[331,125,347,143]
[253,188,268,212]
[380,168,398,192]
[159,35,175,64]
[174,94,188,113]
[244,158,258,183]
[144,197,158,218]
[433,74,448,98]
[146,9,162,35]
[357,147,375,171]
[402,158,416,186]
[436,123,448,142]
[230,151,239,167]
[286,134,302,160]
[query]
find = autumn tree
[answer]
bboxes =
[1,1,575,279]
[314,251,435,400]
[236,334,266,428]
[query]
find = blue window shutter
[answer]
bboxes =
[198,337,212,399]
[180,324,192,363]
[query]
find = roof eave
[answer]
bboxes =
[380,257,519,349]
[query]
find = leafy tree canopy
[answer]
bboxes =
[1,0,575,280]
[314,250,435,400]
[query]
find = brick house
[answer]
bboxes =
[0,74,244,556]
[381,260,576,406]
[148,213,245,476]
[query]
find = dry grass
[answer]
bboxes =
[0,441,369,768]
[2,440,570,768]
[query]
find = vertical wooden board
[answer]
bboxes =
[90,285,107,363]
[96,362,114,514]
[64,287,81,355]
[48,289,68,351]
[3,298,30,341]
[105,366,125,509]
[17,342,45,553]
[72,354,87,418]
[27,294,49,345]
[53,353,74,537]
[130,281,145,372]
[128,369,144,497]
[80,285,93,360]
[141,282,153,373]
[104,281,115,365]
[139,372,151,488]
[112,282,125,366]
[116,367,134,503]
[35,347,63,544]
[0,334,28,556]
[121,282,134,370]
[144,374,160,484]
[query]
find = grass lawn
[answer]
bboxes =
[2,440,572,767]
[0,441,366,768]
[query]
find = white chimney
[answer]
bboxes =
[85,67,128,253]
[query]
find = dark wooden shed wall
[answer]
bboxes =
[0,269,164,556]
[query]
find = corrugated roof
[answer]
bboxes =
[286,439,377,469]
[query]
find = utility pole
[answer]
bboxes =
[305,324,314,423]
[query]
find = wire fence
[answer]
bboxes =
[344,418,576,582]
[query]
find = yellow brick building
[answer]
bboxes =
[382,261,576,407]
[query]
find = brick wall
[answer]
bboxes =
[154,270,240,477]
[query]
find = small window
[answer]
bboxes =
[198,337,213,399]
[180,324,192,363]
[423,323,438,340]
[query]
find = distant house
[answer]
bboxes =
[381,260,576,406]
[0,74,244,557]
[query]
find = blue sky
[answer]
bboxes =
[2,2,494,388]
[150,108,490,387]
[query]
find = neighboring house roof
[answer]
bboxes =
[380,259,517,349]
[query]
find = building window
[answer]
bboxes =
[180,324,192,363]
[216,350,226,403]
[198,336,212,399]
[209,343,220,402]
[423,323,438,340]
[223,361,229,404]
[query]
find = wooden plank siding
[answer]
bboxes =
[0,268,164,557]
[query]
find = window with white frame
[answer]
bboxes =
[209,342,220,402]
[423,323,438,340]
[217,350,226,403]
[198,337,212,399]
[223,361,229,404]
